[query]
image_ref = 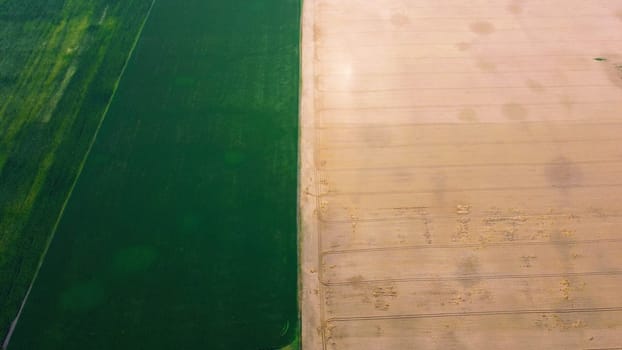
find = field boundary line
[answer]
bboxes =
[1,1,157,347]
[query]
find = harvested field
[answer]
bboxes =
[300,0,622,348]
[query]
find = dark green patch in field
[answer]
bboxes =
[112,245,158,274]
[9,0,300,349]
[60,280,106,312]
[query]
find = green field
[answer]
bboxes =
[0,0,153,342]
[6,0,300,349]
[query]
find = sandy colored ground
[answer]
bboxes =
[300,0,622,349]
